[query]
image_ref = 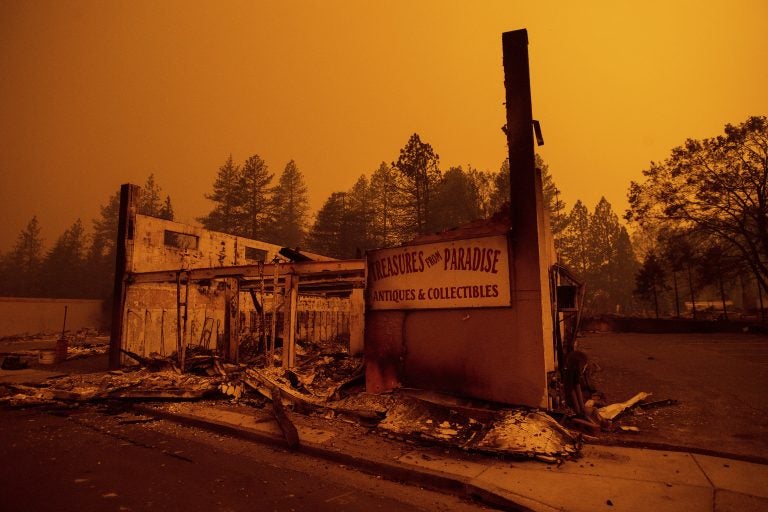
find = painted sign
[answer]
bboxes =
[367,235,511,310]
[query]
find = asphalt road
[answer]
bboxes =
[0,404,489,512]
[578,331,768,460]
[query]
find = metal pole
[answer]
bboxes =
[61,305,68,339]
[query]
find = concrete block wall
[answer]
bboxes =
[0,297,107,338]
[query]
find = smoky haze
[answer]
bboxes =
[1,0,767,252]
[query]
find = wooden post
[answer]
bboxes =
[269,260,280,364]
[224,277,240,362]
[282,273,299,369]
[109,184,139,370]
[349,287,365,356]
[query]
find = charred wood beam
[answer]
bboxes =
[127,260,365,284]
[110,184,140,370]
[272,386,300,449]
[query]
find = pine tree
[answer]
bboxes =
[344,175,374,256]
[159,195,174,221]
[467,166,495,218]
[490,155,566,237]
[429,166,483,232]
[536,155,567,238]
[237,154,274,240]
[269,160,309,247]
[139,174,163,217]
[4,216,44,296]
[306,192,348,258]
[635,252,667,318]
[558,200,591,275]
[392,133,441,237]
[489,159,510,213]
[86,192,120,298]
[199,155,242,235]
[41,219,88,298]
[369,162,405,248]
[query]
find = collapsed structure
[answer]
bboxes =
[109,29,582,414]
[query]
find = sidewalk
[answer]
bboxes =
[134,401,768,512]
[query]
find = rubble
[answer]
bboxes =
[0,368,219,405]
[597,391,652,421]
[0,340,583,461]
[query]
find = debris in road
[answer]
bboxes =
[597,392,652,421]
[638,398,679,410]
[0,337,583,461]
[271,386,299,449]
[0,368,220,405]
[619,425,640,433]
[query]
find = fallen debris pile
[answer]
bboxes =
[0,341,582,462]
[0,368,220,405]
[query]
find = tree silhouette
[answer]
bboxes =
[628,116,768,297]
[269,160,309,247]
[199,155,242,234]
[392,133,441,237]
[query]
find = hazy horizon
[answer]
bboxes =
[2,0,766,251]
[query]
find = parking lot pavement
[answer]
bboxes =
[579,332,768,460]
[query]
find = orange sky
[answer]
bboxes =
[1,0,766,252]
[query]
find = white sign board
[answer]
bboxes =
[367,235,511,310]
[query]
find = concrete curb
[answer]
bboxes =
[132,404,535,511]
[590,438,768,466]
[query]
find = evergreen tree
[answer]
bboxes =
[86,192,120,298]
[635,252,667,318]
[199,155,242,235]
[237,154,274,240]
[269,160,309,247]
[139,174,163,217]
[585,198,638,314]
[344,175,374,256]
[558,200,591,275]
[4,216,44,297]
[489,159,510,213]
[368,162,405,248]
[490,155,566,236]
[467,166,495,218]
[41,219,88,298]
[429,166,483,232]
[392,133,441,237]
[0,251,10,296]
[159,195,174,221]
[559,198,638,314]
[137,174,174,220]
[306,192,348,258]
[537,154,567,238]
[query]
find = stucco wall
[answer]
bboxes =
[130,214,285,272]
[0,297,107,337]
